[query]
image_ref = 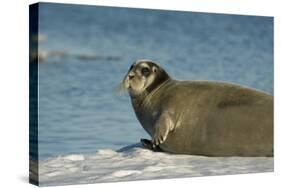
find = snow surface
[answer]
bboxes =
[39,143,273,186]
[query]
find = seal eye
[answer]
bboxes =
[141,67,150,77]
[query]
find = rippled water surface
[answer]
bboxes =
[37,3,273,159]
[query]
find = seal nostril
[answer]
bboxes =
[129,75,134,79]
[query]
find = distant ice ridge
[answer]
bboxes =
[39,143,273,186]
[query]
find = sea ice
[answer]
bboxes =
[38,143,273,186]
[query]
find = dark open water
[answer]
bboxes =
[37,3,273,159]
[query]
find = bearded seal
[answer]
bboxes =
[122,59,273,157]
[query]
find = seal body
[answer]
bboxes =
[123,60,273,156]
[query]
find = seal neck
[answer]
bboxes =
[131,77,171,108]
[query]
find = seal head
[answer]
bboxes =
[122,59,170,97]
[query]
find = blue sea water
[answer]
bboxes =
[37,3,273,160]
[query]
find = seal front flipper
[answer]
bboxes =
[140,138,154,150]
[152,111,175,148]
[140,138,162,152]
